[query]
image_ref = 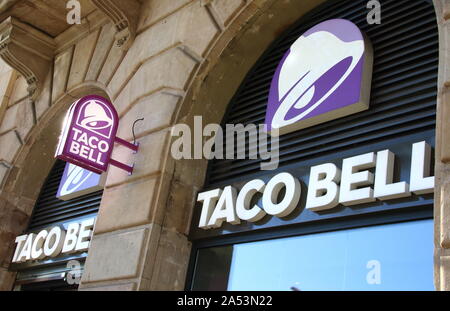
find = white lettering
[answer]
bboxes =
[262,172,301,217]
[76,218,95,252]
[207,186,240,228]
[31,230,48,260]
[197,189,222,229]
[62,222,80,254]
[12,235,27,263]
[339,152,376,206]
[196,142,435,229]
[410,141,434,194]
[236,179,267,222]
[306,163,341,211]
[11,218,96,264]
[374,150,410,200]
[43,227,65,258]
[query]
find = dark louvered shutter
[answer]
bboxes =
[206,0,438,187]
[27,160,102,231]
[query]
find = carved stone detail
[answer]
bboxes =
[91,0,141,50]
[0,17,55,100]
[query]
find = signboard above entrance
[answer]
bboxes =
[194,139,435,233]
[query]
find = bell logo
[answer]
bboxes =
[76,100,115,139]
[265,19,373,136]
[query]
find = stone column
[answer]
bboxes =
[78,0,326,291]
[433,0,450,291]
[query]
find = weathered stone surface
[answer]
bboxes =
[0,131,21,163]
[0,69,16,129]
[113,47,197,116]
[52,47,73,103]
[146,228,191,290]
[0,59,11,75]
[117,91,180,139]
[95,177,159,233]
[9,75,27,105]
[211,0,246,27]
[107,129,171,187]
[164,181,197,235]
[0,230,15,268]
[67,30,100,90]
[434,0,450,291]
[85,24,116,82]
[0,17,55,100]
[97,43,125,86]
[109,2,218,100]
[440,86,450,162]
[91,0,140,49]
[176,1,220,57]
[0,163,8,187]
[440,177,450,250]
[0,69,14,97]
[0,268,15,291]
[138,0,191,31]
[33,69,52,121]
[81,228,148,283]
[172,157,209,189]
[0,202,28,235]
[0,104,18,134]
[441,256,450,290]
[15,101,34,142]
[0,81,33,138]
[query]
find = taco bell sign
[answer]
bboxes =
[56,95,138,174]
[265,19,373,136]
[56,95,120,174]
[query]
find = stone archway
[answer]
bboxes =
[0,82,111,290]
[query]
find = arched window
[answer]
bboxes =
[12,160,103,291]
[188,0,438,291]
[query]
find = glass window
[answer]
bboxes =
[192,219,434,291]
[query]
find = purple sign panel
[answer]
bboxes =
[56,95,119,174]
[265,19,373,136]
[57,163,105,201]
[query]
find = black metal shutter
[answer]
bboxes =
[27,160,102,231]
[206,0,438,186]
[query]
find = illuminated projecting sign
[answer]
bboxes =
[265,19,373,136]
[197,141,434,230]
[12,218,95,263]
[55,95,138,175]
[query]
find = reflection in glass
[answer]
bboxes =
[193,219,434,291]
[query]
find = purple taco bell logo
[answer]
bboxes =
[265,19,373,136]
[57,163,105,201]
[56,95,119,174]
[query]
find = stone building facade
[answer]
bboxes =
[0,0,448,291]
